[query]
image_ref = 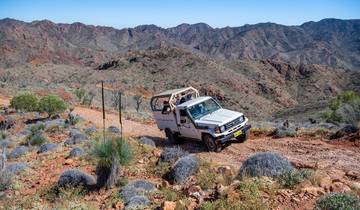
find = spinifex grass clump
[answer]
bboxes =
[90,136,133,189]
[315,193,360,210]
[238,152,293,178]
[277,169,314,189]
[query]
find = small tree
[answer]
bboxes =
[133,95,143,112]
[38,95,67,118]
[10,92,38,112]
[82,91,95,107]
[74,88,85,102]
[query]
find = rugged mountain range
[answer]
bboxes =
[1,18,360,70]
[0,18,360,118]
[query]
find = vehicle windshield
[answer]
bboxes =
[187,98,221,120]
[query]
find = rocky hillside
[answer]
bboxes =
[1,18,360,70]
[1,46,359,118]
[1,18,360,119]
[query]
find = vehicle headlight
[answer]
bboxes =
[220,125,226,132]
[215,126,225,133]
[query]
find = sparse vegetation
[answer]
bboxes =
[90,137,133,167]
[29,123,45,134]
[38,95,68,118]
[10,92,39,112]
[315,193,360,210]
[74,88,86,102]
[133,95,143,112]
[196,160,218,190]
[82,91,95,106]
[0,152,12,191]
[277,169,314,189]
[322,91,360,124]
[199,179,267,210]
[28,134,47,146]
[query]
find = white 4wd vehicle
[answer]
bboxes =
[150,87,251,152]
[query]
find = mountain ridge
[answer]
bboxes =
[1,18,360,70]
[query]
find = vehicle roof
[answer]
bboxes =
[153,87,194,97]
[177,96,212,108]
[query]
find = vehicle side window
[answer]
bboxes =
[180,109,187,117]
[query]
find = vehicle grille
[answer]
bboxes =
[224,116,244,130]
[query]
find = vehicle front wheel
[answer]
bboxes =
[203,134,221,152]
[165,129,179,144]
[235,129,249,143]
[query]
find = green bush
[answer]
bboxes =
[277,169,314,189]
[10,92,38,112]
[90,137,133,167]
[38,95,67,117]
[0,131,6,140]
[315,193,360,210]
[74,88,86,102]
[322,91,360,123]
[29,124,45,135]
[28,134,47,146]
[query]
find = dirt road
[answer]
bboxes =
[1,95,359,175]
[72,103,360,175]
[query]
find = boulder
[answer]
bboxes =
[138,137,156,147]
[6,162,28,174]
[0,139,11,148]
[44,119,65,129]
[159,147,188,163]
[120,180,156,203]
[68,147,85,158]
[64,130,88,145]
[168,154,198,184]
[238,152,293,178]
[38,143,58,153]
[271,126,296,138]
[58,169,96,189]
[108,126,120,134]
[8,146,28,159]
[330,124,359,139]
[84,125,97,135]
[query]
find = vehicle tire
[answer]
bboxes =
[165,129,179,144]
[236,129,249,143]
[203,134,221,152]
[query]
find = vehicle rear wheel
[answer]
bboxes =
[203,134,221,152]
[235,129,249,143]
[165,129,179,144]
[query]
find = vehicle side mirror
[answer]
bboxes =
[180,119,186,123]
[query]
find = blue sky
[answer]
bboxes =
[0,0,359,28]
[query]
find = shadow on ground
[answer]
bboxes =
[144,135,237,153]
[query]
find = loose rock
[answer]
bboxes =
[159,147,188,163]
[58,169,96,189]
[108,126,120,134]
[68,147,85,158]
[138,137,156,147]
[168,154,198,184]
[8,146,28,159]
[6,162,28,174]
[38,143,58,153]
[120,180,156,203]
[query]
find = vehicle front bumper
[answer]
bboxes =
[216,124,251,144]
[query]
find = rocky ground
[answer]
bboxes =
[0,95,359,209]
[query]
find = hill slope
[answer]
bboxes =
[1,18,360,70]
